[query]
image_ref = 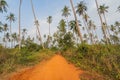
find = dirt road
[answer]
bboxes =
[9,55,83,80]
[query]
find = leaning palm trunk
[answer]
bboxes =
[30,0,44,48]
[70,0,83,43]
[18,0,22,50]
[95,0,109,44]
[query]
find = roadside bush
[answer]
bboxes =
[63,44,120,80]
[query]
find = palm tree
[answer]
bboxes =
[6,13,15,35]
[6,13,15,48]
[18,0,22,49]
[61,6,71,31]
[30,0,44,48]
[3,23,8,47]
[11,32,17,47]
[76,1,92,43]
[5,32,10,47]
[69,0,83,42]
[47,16,52,47]
[47,16,52,37]
[95,0,108,44]
[0,0,8,13]
[76,1,87,16]
[21,28,27,45]
[69,20,81,43]
[99,4,111,38]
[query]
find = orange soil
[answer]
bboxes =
[9,55,83,80]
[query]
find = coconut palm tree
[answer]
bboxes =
[3,23,8,47]
[0,0,8,13]
[22,28,27,40]
[6,13,15,48]
[6,13,15,36]
[21,28,27,45]
[69,0,83,42]
[69,20,81,43]
[76,1,87,16]
[95,0,108,44]
[69,20,81,35]
[18,0,22,49]
[47,16,52,47]
[76,1,92,43]
[62,6,71,31]
[30,0,44,48]
[99,4,111,38]
[47,16,52,37]
[5,32,10,47]
[11,32,17,47]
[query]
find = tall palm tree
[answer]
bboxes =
[3,23,8,47]
[22,28,27,44]
[0,0,8,13]
[69,0,83,42]
[76,1,87,16]
[5,32,10,47]
[95,0,108,44]
[62,6,71,31]
[6,13,15,48]
[30,0,44,48]
[69,20,81,43]
[12,32,17,47]
[76,1,92,43]
[47,16,52,37]
[99,4,111,38]
[18,0,22,49]
[6,13,15,36]
[47,16,52,47]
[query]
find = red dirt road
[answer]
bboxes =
[9,55,83,80]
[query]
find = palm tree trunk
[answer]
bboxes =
[18,0,22,50]
[95,0,109,44]
[48,23,50,47]
[4,31,6,48]
[30,0,44,48]
[70,0,83,43]
[10,21,12,48]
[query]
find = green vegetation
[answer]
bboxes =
[62,44,120,80]
[0,45,55,74]
[0,0,120,80]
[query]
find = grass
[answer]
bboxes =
[0,47,56,75]
[0,44,120,80]
[62,44,120,80]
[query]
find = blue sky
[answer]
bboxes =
[1,0,120,42]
